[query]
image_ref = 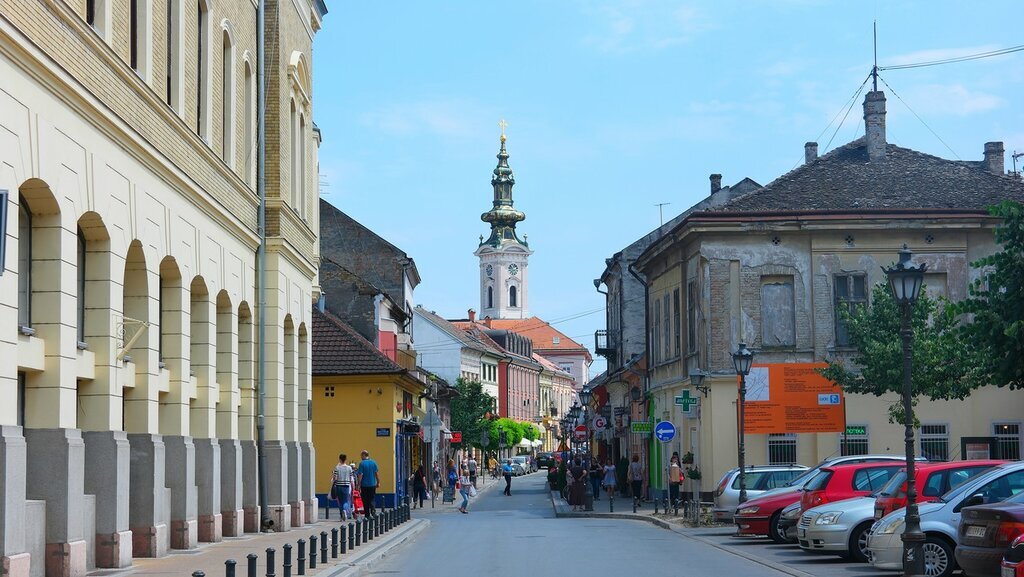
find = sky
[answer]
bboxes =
[311,1,1024,378]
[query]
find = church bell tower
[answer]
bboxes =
[475,122,532,320]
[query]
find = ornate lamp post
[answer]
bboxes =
[884,246,927,577]
[731,342,754,504]
[579,387,593,458]
[569,403,581,458]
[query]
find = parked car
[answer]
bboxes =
[868,461,1024,577]
[734,454,908,543]
[1004,534,1024,577]
[956,488,1024,577]
[798,461,997,563]
[875,460,1005,520]
[777,501,803,543]
[713,464,808,522]
[537,452,554,468]
[512,456,531,475]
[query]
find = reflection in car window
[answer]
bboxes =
[805,470,832,491]
[852,467,899,492]
[964,470,1024,504]
[732,471,769,490]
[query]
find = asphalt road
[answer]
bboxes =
[369,472,798,577]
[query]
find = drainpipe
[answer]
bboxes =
[255,0,271,530]
[627,262,651,497]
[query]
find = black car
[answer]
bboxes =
[537,452,554,468]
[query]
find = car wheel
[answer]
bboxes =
[768,511,788,544]
[922,536,955,577]
[847,521,874,563]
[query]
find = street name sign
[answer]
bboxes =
[654,420,676,443]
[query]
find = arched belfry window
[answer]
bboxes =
[487,286,493,309]
[509,285,518,308]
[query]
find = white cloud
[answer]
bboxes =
[893,83,1004,117]
[358,99,493,139]
[577,0,711,54]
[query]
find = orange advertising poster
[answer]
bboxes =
[741,363,845,434]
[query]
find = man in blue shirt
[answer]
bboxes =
[356,450,379,517]
[502,458,513,496]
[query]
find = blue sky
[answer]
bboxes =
[312,1,1024,377]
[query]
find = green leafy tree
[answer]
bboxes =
[955,201,1024,390]
[449,378,494,452]
[818,282,981,421]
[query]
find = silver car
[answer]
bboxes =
[713,464,808,522]
[868,462,1024,577]
[799,496,877,562]
[511,456,530,476]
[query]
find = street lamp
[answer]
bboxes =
[883,245,927,577]
[732,342,754,504]
[579,387,593,457]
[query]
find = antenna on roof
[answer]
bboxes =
[655,202,671,226]
[872,21,879,92]
[1013,151,1024,179]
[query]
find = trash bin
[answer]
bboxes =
[583,492,594,511]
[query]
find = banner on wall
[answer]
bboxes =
[740,363,845,434]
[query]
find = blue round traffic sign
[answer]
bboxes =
[654,420,676,443]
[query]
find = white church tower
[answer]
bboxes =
[475,126,532,320]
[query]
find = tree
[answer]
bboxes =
[955,201,1024,390]
[449,378,494,452]
[818,282,981,420]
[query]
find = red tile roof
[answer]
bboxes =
[312,307,404,376]
[480,317,592,361]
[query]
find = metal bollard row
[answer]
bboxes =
[282,544,292,577]
[265,548,276,577]
[308,535,317,570]
[319,530,328,564]
[297,539,306,576]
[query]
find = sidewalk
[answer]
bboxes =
[91,513,429,577]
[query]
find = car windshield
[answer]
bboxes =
[877,471,907,497]
[803,470,832,491]
[785,467,818,487]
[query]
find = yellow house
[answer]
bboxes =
[312,308,427,509]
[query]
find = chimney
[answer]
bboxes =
[468,308,476,322]
[805,142,818,164]
[482,316,492,328]
[864,91,887,162]
[984,142,1005,175]
[710,173,722,194]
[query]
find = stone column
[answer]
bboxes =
[194,439,221,542]
[240,440,260,533]
[82,431,131,568]
[301,443,316,523]
[286,441,303,527]
[24,428,86,577]
[263,441,290,531]
[218,439,244,537]
[127,434,168,558]
[163,436,197,550]
[0,426,29,577]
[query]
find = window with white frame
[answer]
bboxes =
[920,424,949,461]
[768,433,797,465]
[994,422,1021,460]
[841,424,869,456]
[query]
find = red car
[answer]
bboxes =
[799,462,903,512]
[956,491,1024,577]
[1004,534,1024,577]
[874,460,1004,520]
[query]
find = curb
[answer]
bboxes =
[549,492,812,577]
[319,518,430,577]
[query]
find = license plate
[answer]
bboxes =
[798,528,806,539]
[1002,565,1014,577]
[966,525,987,538]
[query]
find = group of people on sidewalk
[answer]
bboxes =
[558,452,685,512]
[329,450,380,520]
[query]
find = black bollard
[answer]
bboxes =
[247,553,258,577]
[354,520,361,547]
[296,539,306,576]
[193,571,205,577]
[308,535,317,570]
[331,527,338,558]
[319,531,327,564]
[340,524,347,555]
[265,548,276,577]
[366,517,373,541]
[225,560,237,577]
[282,544,292,577]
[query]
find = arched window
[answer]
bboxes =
[221,28,235,164]
[299,114,306,219]
[509,285,517,308]
[130,0,150,74]
[243,59,254,185]
[165,0,181,109]
[290,100,297,209]
[17,198,31,329]
[195,0,210,138]
[487,286,493,309]
[77,228,86,344]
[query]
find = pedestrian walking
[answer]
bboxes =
[502,459,513,495]
[356,450,380,518]
[568,457,587,511]
[412,465,427,509]
[330,453,353,520]
[602,459,617,500]
[589,458,602,500]
[468,455,478,488]
[668,454,682,507]
[458,466,472,513]
[628,454,644,507]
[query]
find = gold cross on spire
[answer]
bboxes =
[498,119,508,142]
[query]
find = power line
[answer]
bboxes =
[877,74,960,160]
[879,44,1024,71]
[823,74,872,154]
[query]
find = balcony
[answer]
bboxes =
[594,330,615,359]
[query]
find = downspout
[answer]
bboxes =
[627,261,651,498]
[255,0,271,530]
